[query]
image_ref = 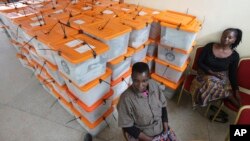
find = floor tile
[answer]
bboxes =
[0,105,83,141]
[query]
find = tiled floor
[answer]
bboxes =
[0,28,237,141]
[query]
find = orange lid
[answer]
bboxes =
[60,68,112,92]
[149,38,160,43]
[112,96,120,106]
[11,8,53,23]
[36,74,54,89]
[118,14,153,30]
[86,0,119,7]
[68,89,113,112]
[159,43,194,55]
[108,48,134,66]
[34,61,51,76]
[59,14,103,30]
[20,46,29,55]
[52,78,68,91]
[145,56,154,62]
[94,7,126,20]
[151,73,184,90]
[155,58,188,72]
[51,87,74,109]
[129,40,150,53]
[18,16,58,32]
[16,53,27,60]
[29,59,39,67]
[110,3,138,14]
[47,10,81,20]
[53,34,109,64]
[160,18,201,33]
[45,59,58,71]
[111,69,132,86]
[130,6,161,17]
[0,2,27,13]
[29,45,38,55]
[154,10,196,26]
[29,23,79,48]
[71,104,114,129]
[80,19,131,40]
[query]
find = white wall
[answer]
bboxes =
[125,0,250,57]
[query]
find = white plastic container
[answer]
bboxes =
[151,73,184,99]
[107,48,133,80]
[154,10,201,51]
[44,60,65,86]
[10,39,22,52]
[33,61,50,80]
[119,15,152,48]
[130,41,150,65]
[62,69,112,107]
[74,106,114,136]
[68,89,113,123]
[144,56,155,73]
[51,80,70,103]
[147,39,158,57]
[53,34,109,87]
[129,24,151,48]
[111,69,132,100]
[155,58,188,83]
[80,21,132,61]
[16,54,29,67]
[51,88,74,116]
[157,44,193,68]
[29,47,45,66]
[36,74,54,95]
[160,24,198,51]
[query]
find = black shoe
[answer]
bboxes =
[83,133,92,141]
[209,115,228,123]
[209,105,228,117]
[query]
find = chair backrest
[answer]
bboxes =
[237,58,250,89]
[235,105,250,124]
[191,46,204,71]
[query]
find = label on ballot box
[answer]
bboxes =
[230,125,250,141]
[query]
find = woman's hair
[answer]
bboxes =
[132,62,150,76]
[223,28,243,49]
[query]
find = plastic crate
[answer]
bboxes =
[155,58,188,83]
[157,44,193,68]
[68,89,113,123]
[107,48,133,80]
[130,40,150,64]
[81,20,131,61]
[61,69,112,107]
[53,34,109,87]
[111,69,132,101]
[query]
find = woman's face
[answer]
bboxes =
[220,30,237,47]
[132,72,149,93]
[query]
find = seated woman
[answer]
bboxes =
[190,28,242,110]
[117,62,178,141]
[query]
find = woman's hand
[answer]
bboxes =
[208,70,224,79]
[163,122,169,134]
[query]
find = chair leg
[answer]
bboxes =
[212,102,224,122]
[205,103,212,117]
[177,81,186,106]
[177,89,184,106]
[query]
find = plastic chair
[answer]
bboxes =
[225,105,250,141]
[177,46,204,105]
[211,58,250,122]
